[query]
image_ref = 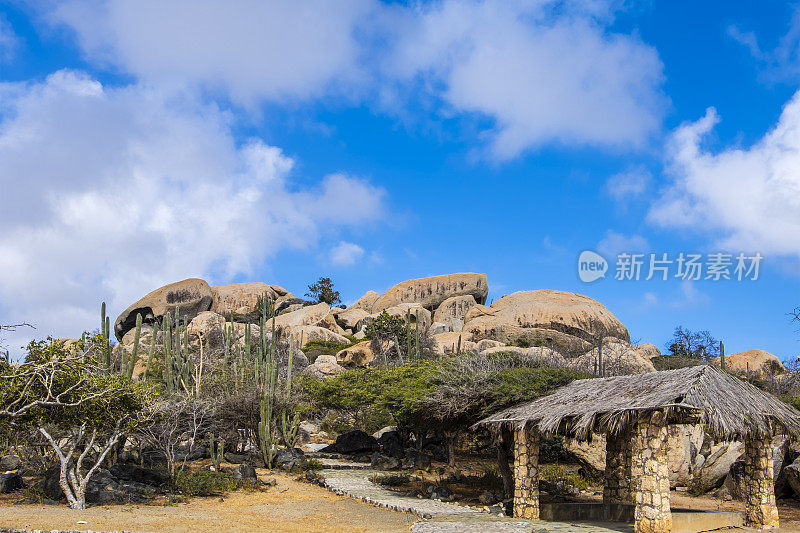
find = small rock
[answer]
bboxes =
[261,477,278,487]
[370,452,401,471]
[479,491,497,505]
[0,472,23,493]
[232,464,257,481]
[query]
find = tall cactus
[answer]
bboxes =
[144,321,158,380]
[281,334,299,448]
[100,302,111,371]
[209,433,225,472]
[720,341,726,371]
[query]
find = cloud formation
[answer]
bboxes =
[0,71,385,353]
[649,94,800,257]
[330,241,365,266]
[48,0,666,157]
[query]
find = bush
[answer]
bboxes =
[299,458,323,472]
[652,356,703,371]
[476,462,504,492]
[539,464,588,493]
[303,339,358,363]
[174,470,239,496]
[369,473,410,486]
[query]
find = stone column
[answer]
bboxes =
[513,423,540,519]
[604,428,633,504]
[743,435,779,529]
[632,411,672,533]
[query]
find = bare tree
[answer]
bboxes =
[38,423,122,509]
[136,396,214,482]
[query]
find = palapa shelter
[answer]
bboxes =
[476,365,800,532]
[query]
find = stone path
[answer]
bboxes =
[316,459,637,533]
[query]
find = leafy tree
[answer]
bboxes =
[306,277,341,306]
[665,326,719,360]
[365,311,411,363]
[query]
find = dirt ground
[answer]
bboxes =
[0,471,418,533]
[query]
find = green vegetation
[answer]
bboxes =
[299,457,323,472]
[174,469,240,496]
[540,464,589,493]
[306,277,341,306]
[652,355,705,371]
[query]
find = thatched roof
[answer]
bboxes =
[475,365,800,441]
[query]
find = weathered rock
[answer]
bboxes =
[404,449,432,470]
[382,303,432,329]
[636,343,661,359]
[351,290,381,312]
[336,307,371,331]
[568,338,655,376]
[122,325,157,348]
[431,332,477,356]
[115,278,213,341]
[463,290,629,353]
[273,303,331,329]
[210,282,282,320]
[315,355,338,365]
[428,322,450,335]
[232,464,258,480]
[40,466,155,503]
[480,345,567,367]
[371,452,401,470]
[475,339,506,351]
[334,430,379,454]
[433,295,477,328]
[0,455,22,471]
[187,311,227,352]
[274,448,304,471]
[372,426,398,440]
[0,472,23,493]
[691,440,743,493]
[285,325,349,347]
[108,464,168,487]
[712,349,786,377]
[371,273,489,313]
[336,341,375,367]
[302,360,346,380]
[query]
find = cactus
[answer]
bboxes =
[144,321,158,380]
[720,341,726,371]
[209,433,225,471]
[100,302,111,371]
[280,334,299,448]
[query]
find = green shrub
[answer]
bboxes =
[299,458,323,472]
[476,461,504,491]
[174,470,239,496]
[540,464,588,493]
[303,339,359,363]
[369,473,410,486]
[652,356,703,371]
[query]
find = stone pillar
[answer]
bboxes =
[632,411,672,533]
[604,428,633,504]
[513,423,540,519]
[744,435,779,529]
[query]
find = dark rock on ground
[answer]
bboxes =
[261,477,278,486]
[403,449,432,471]
[232,464,257,481]
[109,464,168,487]
[275,448,304,470]
[479,491,498,505]
[0,455,22,471]
[224,452,249,464]
[37,466,155,503]
[0,472,24,493]
[378,430,404,459]
[370,452,401,471]
[333,430,379,455]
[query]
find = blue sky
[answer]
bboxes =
[1,1,800,362]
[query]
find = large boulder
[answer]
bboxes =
[371,273,488,313]
[285,325,349,347]
[350,290,381,312]
[333,430,379,454]
[39,466,156,503]
[187,311,227,352]
[115,278,213,341]
[336,307,371,331]
[336,341,375,367]
[568,338,655,376]
[433,295,477,331]
[382,303,432,329]
[273,303,332,329]
[0,472,23,493]
[431,332,477,356]
[712,349,786,377]
[210,282,286,321]
[463,290,629,355]
[636,343,661,359]
[302,359,346,380]
[479,345,567,367]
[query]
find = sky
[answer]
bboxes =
[1,0,800,362]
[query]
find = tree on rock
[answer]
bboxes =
[306,277,341,306]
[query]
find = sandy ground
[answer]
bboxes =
[0,471,417,533]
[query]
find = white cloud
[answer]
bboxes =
[649,93,800,257]
[597,230,649,258]
[46,0,666,157]
[605,165,651,203]
[0,15,18,62]
[728,7,800,82]
[384,0,666,158]
[330,241,365,266]
[0,71,385,355]
[48,0,375,105]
